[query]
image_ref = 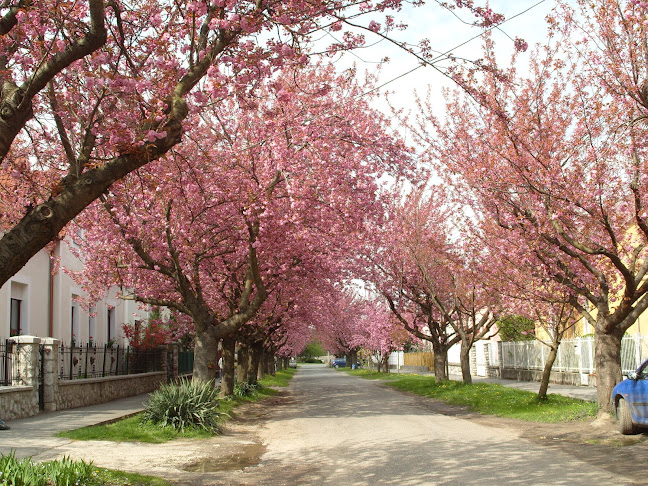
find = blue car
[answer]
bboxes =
[612,358,648,434]
[330,358,346,368]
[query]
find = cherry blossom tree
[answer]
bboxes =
[368,186,499,382]
[355,299,409,372]
[0,0,507,289]
[71,63,410,392]
[415,0,648,411]
[314,289,364,365]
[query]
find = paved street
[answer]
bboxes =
[238,365,636,485]
[1,365,644,485]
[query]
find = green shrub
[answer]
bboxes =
[142,379,221,432]
[233,381,261,398]
[0,452,96,486]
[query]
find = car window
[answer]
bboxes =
[638,361,648,379]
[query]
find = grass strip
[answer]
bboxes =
[93,467,169,485]
[58,367,297,443]
[258,367,297,387]
[347,370,597,422]
[56,414,214,443]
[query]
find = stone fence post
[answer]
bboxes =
[9,335,41,388]
[41,338,60,412]
[469,346,478,376]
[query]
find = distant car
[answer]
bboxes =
[612,358,648,434]
[288,358,297,368]
[330,358,346,368]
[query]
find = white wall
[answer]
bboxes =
[1,239,148,345]
[0,249,50,338]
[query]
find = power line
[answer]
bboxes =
[217,0,550,157]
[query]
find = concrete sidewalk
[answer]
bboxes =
[0,393,150,460]
[467,375,598,402]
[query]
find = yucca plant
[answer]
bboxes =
[142,379,221,432]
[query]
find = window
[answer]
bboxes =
[71,296,80,345]
[9,298,21,336]
[107,307,116,343]
[9,281,27,336]
[88,305,96,345]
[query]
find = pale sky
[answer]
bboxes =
[322,0,559,116]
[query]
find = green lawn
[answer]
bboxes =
[58,367,297,444]
[347,370,597,422]
[56,414,214,443]
[258,367,297,387]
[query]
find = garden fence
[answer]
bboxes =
[499,336,648,375]
[178,350,194,376]
[59,343,163,380]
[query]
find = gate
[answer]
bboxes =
[475,343,488,376]
[0,339,13,386]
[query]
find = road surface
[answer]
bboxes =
[32,364,645,485]
[196,364,641,485]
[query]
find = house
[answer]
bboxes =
[1,236,148,346]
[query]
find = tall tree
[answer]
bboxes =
[416,0,648,411]
[0,0,507,288]
[371,188,465,380]
[71,63,409,385]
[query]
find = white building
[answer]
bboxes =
[1,237,147,346]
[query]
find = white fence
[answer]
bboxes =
[498,336,648,375]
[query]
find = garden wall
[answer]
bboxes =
[0,336,175,420]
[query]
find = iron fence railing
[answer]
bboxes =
[499,336,648,375]
[0,339,13,386]
[59,343,163,380]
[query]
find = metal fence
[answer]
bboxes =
[0,339,13,386]
[499,336,648,375]
[59,343,163,380]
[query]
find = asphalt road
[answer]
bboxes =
[236,364,635,485]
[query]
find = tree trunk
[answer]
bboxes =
[538,344,559,400]
[283,357,289,369]
[382,353,390,373]
[433,347,448,381]
[257,348,266,380]
[192,329,218,383]
[266,353,276,375]
[459,340,472,384]
[248,342,263,386]
[236,344,249,384]
[350,349,358,368]
[219,335,236,398]
[595,329,623,414]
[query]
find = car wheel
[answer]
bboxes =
[334,364,339,368]
[617,397,637,435]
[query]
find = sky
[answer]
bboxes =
[321,0,559,118]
